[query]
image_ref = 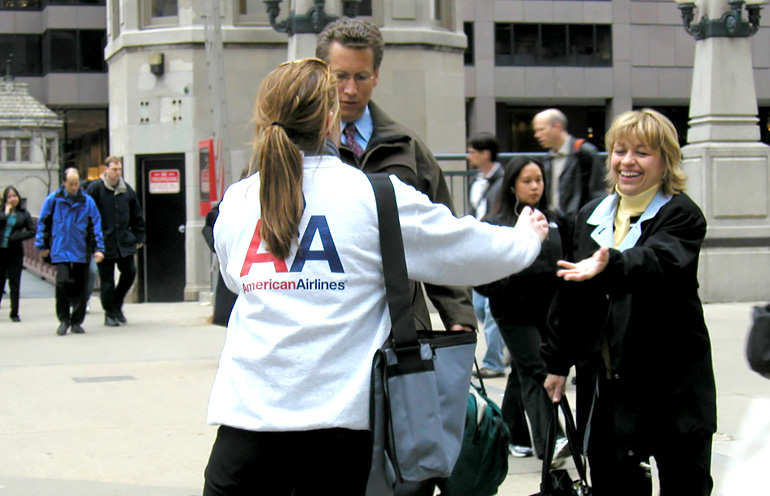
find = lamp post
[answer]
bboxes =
[264,0,361,59]
[674,0,770,302]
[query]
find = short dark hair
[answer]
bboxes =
[467,132,499,162]
[316,18,385,71]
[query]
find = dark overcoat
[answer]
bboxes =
[542,192,717,459]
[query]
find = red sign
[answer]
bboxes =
[149,169,180,194]
[199,139,217,216]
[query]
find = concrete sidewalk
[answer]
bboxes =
[0,272,768,495]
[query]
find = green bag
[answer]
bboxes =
[439,367,510,496]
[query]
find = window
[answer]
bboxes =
[45,0,105,5]
[464,22,474,66]
[152,0,177,17]
[1,0,42,10]
[20,138,31,162]
[43,30,106,73]
[7,140,18,161]
[495,23,612,67]
[0,35,43,76]
[46,138,57,163]
[0,139,6,162]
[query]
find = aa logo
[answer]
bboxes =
[241,216,344,276]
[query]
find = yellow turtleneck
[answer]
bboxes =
[613,183,661,247]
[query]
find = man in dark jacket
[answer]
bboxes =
[86,156,146,327]
[36,168,105,335]
[317,18,475,335]
[533,108,607,219]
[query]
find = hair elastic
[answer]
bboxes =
[271,121,285,129]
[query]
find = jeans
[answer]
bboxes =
[473,290,506,373]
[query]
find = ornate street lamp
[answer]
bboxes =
[674,0,763,39]
[264,0,361,36]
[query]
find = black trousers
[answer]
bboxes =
[499,323,562,457]
[98,255,136,317]
[203,425,372,496]
[588,376,714,496]
[55,262,89,325]
[0,248,23,317]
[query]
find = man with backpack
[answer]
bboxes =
[533,109,607,219]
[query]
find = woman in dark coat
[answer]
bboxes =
[0,186,37,322]
[476,156,571,460]
[542,109,717,496]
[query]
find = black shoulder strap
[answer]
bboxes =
[367,173,421,362]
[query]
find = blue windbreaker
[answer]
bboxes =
[35,186,104,264]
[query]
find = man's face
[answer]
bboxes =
[533,115,562,150]
[327,41,379,123]
[64,174,80,195]
[466,147,489,169]
[105,161,123,186]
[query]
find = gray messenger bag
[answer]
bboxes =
[365,173,477,495]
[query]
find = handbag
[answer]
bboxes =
[531,396,592,496]
[365,173,477,495]
[747,303,770,378]
[439,360,510,496]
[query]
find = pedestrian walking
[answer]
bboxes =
[0,186,37,322]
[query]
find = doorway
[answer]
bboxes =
[135,154,186,302]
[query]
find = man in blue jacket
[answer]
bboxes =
[36,168,105,335]
[86,156,145,327]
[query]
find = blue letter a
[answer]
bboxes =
[290,216,344,273]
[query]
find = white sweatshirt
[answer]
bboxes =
[209,155,541,432]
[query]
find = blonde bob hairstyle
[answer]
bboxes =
[251,58,340,259]
[605,108,686,195]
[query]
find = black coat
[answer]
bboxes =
[86,179,146,259]
[542,192,717,458]
[0,207,36,256]
[543,137,607,219]
[475,210,570,329]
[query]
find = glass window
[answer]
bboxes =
[0,35,43,76]
[496,23,612,67]
[46,138,56,163]
[47,30,78,72]
[1,0,42,10]
[541,25,567,66]
[20,138,31,162]
[8,140,18,162]
[0,139,5,162]
[152,0,177,17]
[79,30,106,72]
[512,24,538,66]
[464,22,474,66]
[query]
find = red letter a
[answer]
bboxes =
[240,220,289,276]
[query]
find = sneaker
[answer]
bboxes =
[56,322,69,336]
[472,367,505,379]
[70,324,85,334]
[509,445,534,458]
[11,315,20,322]
[105,315,120,327]
[551,437,570,468]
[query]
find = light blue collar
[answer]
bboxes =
[340,105,373,151]
[586,190,673,251]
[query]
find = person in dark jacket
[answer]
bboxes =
[36,168,105,335]
[533,108,607,219]
[543,109,716,496]
[475,156,571,461]
[316,18,476,337]
[86,156,146,327]
[0,186,37,322]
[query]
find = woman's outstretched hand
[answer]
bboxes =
[556,246,610,281]
[516,206,549,243]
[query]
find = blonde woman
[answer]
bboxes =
[202,58,550,495]
[543,109,716,495]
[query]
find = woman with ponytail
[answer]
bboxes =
[203,59,550,495]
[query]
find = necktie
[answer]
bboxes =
[344,123,364,158]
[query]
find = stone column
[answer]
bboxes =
[680,0,770,302]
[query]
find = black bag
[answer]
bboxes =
[747,303,770,378]
[531,396,591,496]
[439,361,510,496]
